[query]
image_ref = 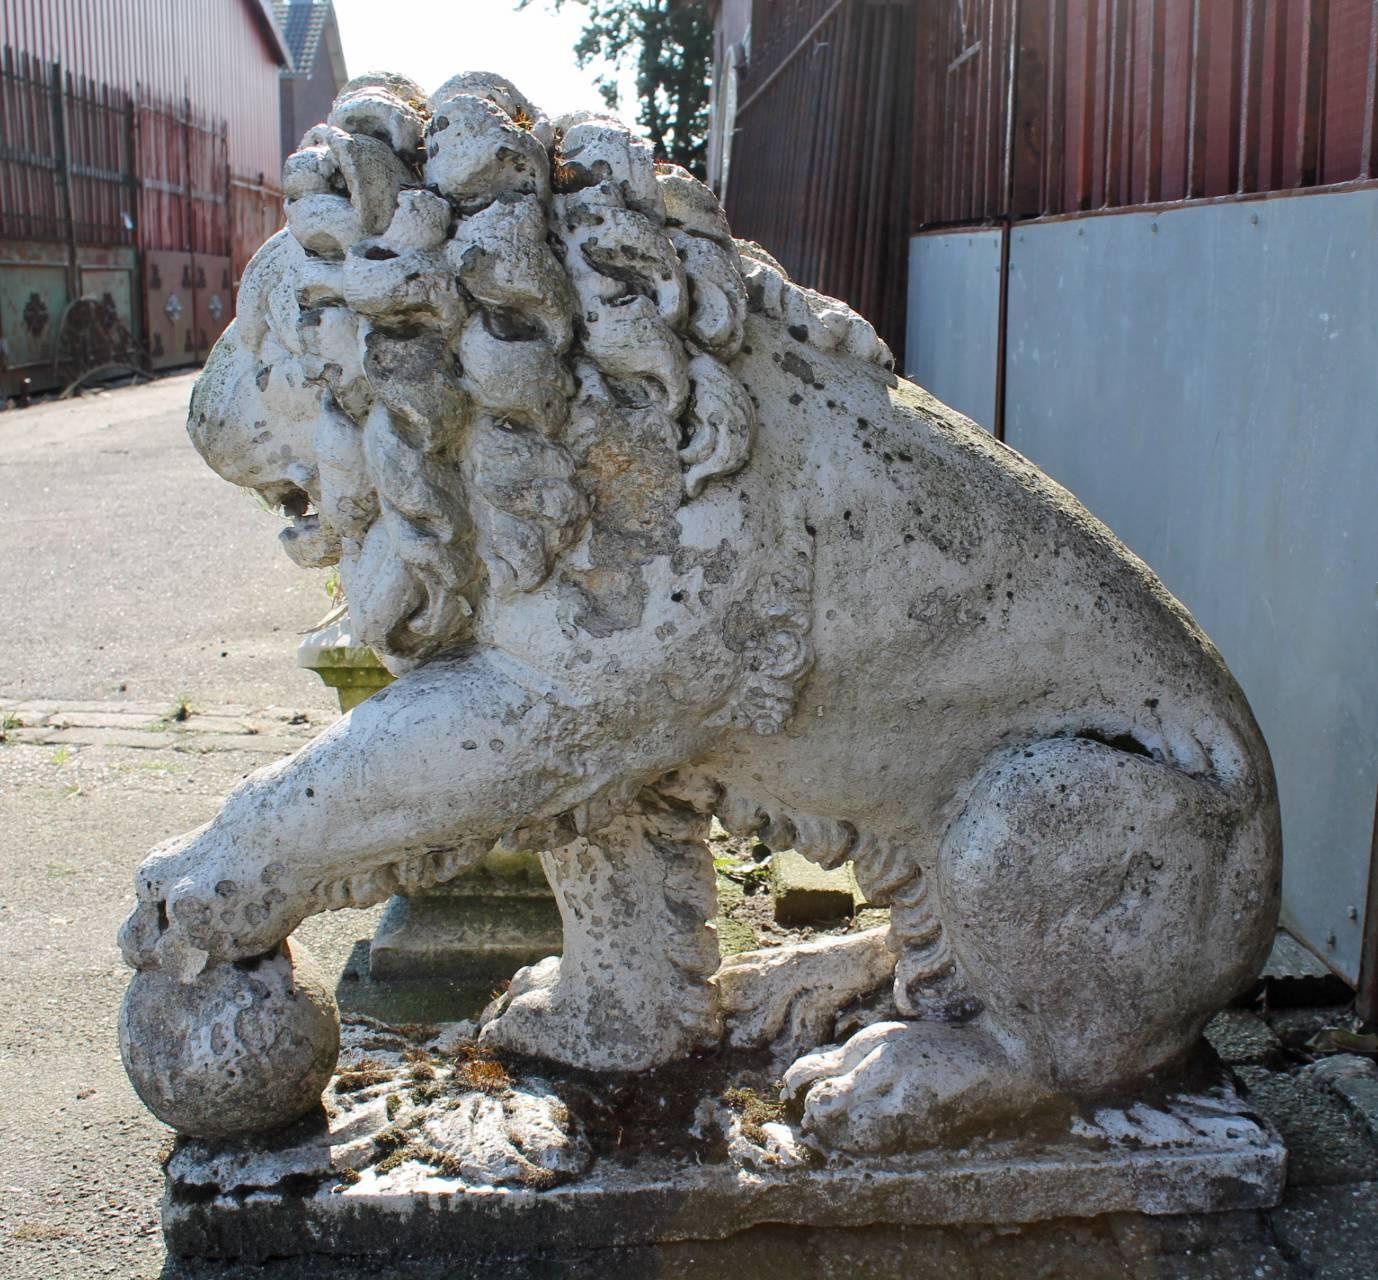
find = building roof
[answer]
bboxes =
[273,0,344,78]
[246,0,294,68]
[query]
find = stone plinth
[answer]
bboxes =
[296,610,394,713]
[161,1019,1286,1264]
[369,865,562,981]
[769,849,862,924]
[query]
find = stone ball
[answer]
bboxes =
[119,937,340,1138]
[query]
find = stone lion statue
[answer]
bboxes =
[118,72,1280,1155]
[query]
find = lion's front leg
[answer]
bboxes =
[118,650,598,977]
[479,794,720,1071]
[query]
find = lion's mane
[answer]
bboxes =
[218,72,752,666]
[222,71,889,671]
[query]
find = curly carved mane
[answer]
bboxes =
[209,72,747,666]
[211,71,889,671]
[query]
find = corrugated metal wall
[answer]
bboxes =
[0,0,286,179]
[724,0,917,354]
[914,0,1378,228]
[722,0,1378,354]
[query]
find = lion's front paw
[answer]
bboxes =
[478,956,565,1058]
[782,1021,1045,1154]
[120,828,306,974]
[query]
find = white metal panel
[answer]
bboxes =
[1002,188,1378,981]
[906,229,1002,431]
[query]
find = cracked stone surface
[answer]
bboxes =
[120,73,1283,1192]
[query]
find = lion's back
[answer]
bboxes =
[733,322,1269,812]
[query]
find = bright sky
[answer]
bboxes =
[331,0,634,120]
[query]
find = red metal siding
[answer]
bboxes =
[911,0,1378,228]
[720,0,1378,382]
[0,0,286,180]
[135,90,229,255]
[724,0,916,351]
[229,174,283,285]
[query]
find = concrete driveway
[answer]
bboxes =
[0,375,363,1279]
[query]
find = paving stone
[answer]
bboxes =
[21,709,167,730]
[7,725,182,751]
[1267,1006,1350,1053]
[962,1217,1133,1279]
[1268,1182,1378,1280]
[1235,1065,1378,1186]
[1108,1207,1268,1262]
[1302,1055,1378,1143]
[172,732,309,755]
[770,849,858,924]
[1205,1009,1285,1067]
[1110,1209,1294,1279]
[559,1224,979,1280]
[4,698,178,718]
[1,696,320,762]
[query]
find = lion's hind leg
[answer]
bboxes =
[789,734,1277,1153]
[940,735,1274,1089]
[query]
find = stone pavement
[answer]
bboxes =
[2,377,1376,1278]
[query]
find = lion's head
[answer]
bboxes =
[190,71,755,671]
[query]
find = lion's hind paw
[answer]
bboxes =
[783,1021,1046,1155]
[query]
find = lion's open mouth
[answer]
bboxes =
[258,481,316,526]
[257,482,340,568]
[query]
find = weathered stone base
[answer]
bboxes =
[161,1021,1285,1263]
[166,1136,1285,1263]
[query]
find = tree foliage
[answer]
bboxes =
[532,1,713,179]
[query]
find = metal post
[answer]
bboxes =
[125,92,147,363]
[51,60,77,302]
[1357,784,1378,1024]
[994,0,1023,443]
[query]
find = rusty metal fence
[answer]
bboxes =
[0,42,282,395]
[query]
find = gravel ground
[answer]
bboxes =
[1,376,1375,1278]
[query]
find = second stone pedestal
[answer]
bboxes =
[368,850,563,982]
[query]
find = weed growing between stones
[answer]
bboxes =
[722,1085,787,1143]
